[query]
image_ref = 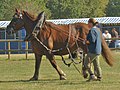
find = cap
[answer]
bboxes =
[88,18,97,25]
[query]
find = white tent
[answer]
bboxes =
[0,17,120,29]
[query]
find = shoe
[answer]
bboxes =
[86,75,97,82]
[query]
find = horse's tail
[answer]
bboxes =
[101,36,114,66]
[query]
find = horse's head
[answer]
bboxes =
[6,9,24,35]
[75,23,90,39]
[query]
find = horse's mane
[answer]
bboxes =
[23,11,37,21]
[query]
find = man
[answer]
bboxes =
[83,18,102,81]
[111,28,118,38]
[102,30,111,46]
[110,28,119,48]
[96,22,102,30]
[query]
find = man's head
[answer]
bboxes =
[105,30,108,34]
[112,28,116,32]
[88,18,97,28]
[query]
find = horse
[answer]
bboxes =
[6,9,114,81]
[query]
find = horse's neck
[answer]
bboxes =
[23,13,36,34]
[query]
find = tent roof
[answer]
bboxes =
[0,17,120,29]
[47,17,120,25]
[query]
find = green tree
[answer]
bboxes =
[46,0,83,19]
[81,0,109,17]
[106,0,120,17]
[46,0,109,19]
[0,0,51,20]
[0,0,12,20]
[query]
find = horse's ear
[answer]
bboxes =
[15,8,21,13]
[22,10,26,14]
[15,8,18,12]
[37,11,45,20]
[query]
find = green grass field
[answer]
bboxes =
[0,52,120,90]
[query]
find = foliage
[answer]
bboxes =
[46,0,109,19]
[0,0,51,20]
[106,0,120,17]
[0,0,119,20]
[0,0,12,20]
[81,0,109,18]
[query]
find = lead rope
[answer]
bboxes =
[61,25,82,66]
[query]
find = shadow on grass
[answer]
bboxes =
[0,79,89,86]
[0,80,30,83]
[1,79,117,85]
[0,59,35,61]
[0,79,60,84]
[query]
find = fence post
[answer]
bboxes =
[8,41,10,60]
[25,41,28,60]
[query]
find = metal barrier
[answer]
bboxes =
[0,38,119,60]
[0,40,32,59]
[105,38,120,51]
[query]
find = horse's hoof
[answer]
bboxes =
[29,77,38,81]
[60,75,67,80]
[82,72,88,78]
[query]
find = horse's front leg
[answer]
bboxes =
[30,53,43,81]
[46,52,66,80]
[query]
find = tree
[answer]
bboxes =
[81,0,109,17]
[46,0,109,19]
[0,0,51,20]
[46,0,83,19]
[106,0,120,17]
[0,0,110,20]
[0,0,12,20]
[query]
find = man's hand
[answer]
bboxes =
[83,40,90,45]
[86,40,90,45]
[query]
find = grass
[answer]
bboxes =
[0,52,120,90]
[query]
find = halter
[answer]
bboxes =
[7,13,23,33]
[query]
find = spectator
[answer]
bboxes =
[111,28,118,38]
[102,30,111,46]
[110,28,118,48]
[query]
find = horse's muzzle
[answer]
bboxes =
[6,26,15,35]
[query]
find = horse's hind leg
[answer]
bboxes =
[46,52,66,80]
[30,53,42,81]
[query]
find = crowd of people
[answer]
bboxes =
[102,28,118,48]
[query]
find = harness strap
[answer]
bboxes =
[66,25,72,47]
[46,22,85,42]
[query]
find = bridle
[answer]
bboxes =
[7,13,23,34]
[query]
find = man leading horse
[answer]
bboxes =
[83,18,102,81]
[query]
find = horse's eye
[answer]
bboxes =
[14,15,18,18]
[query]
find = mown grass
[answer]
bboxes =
[0,52,120,90]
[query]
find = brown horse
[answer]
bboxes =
[6,9,114,80]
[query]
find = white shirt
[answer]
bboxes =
[102,33,111,42]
